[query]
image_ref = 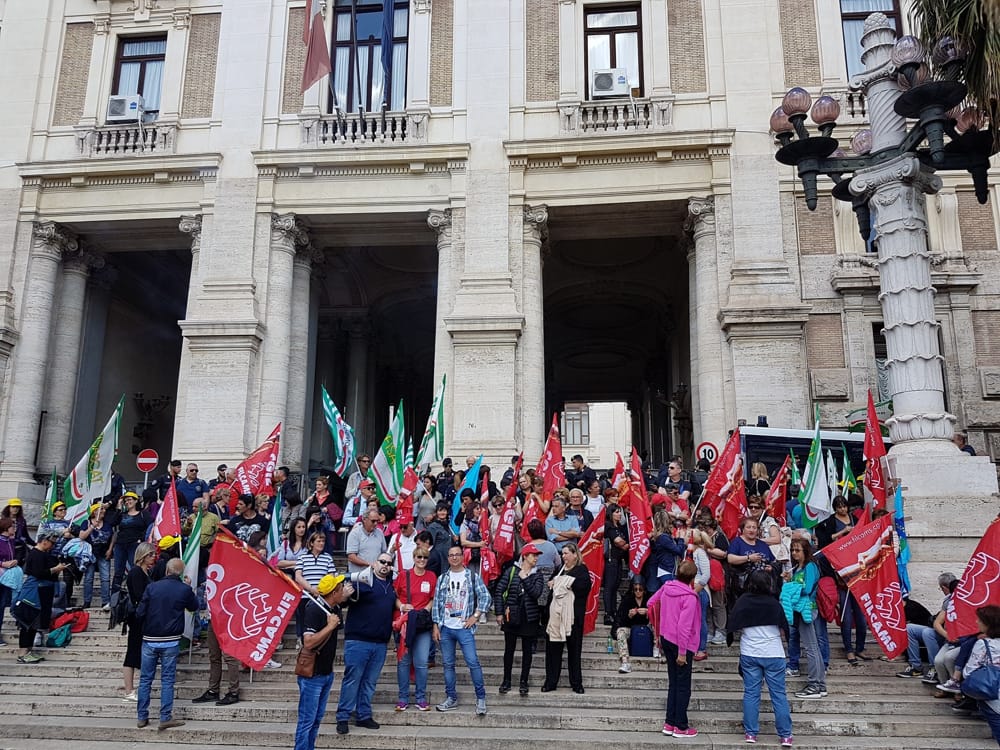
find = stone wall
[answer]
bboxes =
[525,0,558,102]
[805,313,846,368]
[958,190,998,256]
[796,199,836,254]
[181,13,221,119]
[668,0,707,93]
[282,7,305,114]
[52,23,94,126]
[429,0,453,107]
[777,0,820,87]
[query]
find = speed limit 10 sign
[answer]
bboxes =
[696,442,719,464]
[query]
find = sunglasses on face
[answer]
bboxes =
[377,559,393,565]
[414,555,429,560]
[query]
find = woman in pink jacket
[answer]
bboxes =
[648,559,701,738]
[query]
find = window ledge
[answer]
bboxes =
[558,97,674,135]
[74,122,177,158]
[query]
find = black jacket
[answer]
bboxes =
[494,563,546,633]
[136,574,198,642]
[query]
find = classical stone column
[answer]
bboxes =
[257,213,308,441]
[684,235,702,446]
[284,246,322,472]
[428,208,455,455]
[521,205,548,458]
[37,249,105,472]
[0,222,77,483]
[345,318,371,451]
[685,198,727,448]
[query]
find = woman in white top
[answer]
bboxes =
[962,604,1000,745]
[688,530,713,662]
[727,569,793,747]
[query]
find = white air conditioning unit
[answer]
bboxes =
[106,94,144,122]
[591,68,631,98]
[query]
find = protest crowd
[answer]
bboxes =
[1,390,999,749]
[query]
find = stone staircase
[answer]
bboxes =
[0,610,992,749]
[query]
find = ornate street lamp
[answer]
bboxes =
[772,12,998,450]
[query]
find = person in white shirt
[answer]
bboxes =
[961,605,1000,745]
[584,480,604,516]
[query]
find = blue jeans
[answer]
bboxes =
[698,588,709,651]
[979,701,1000,747]
[440,625,486,701]
[335,640,386,722]
[906,623,942,669]
[295,672,335,750]
[83,557,111,607]
[788,616,830,671]
[840,589,867,654]
[397,629,432,704]
[740,654,793,739]
[137,641,180,722]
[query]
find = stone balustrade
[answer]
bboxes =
[76,122,177,157]
[301,110,425,147]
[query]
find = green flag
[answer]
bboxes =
[42,467,58,522]
[801,416,831,529]
[368,400,405,505]
[415,375,446,470]
[64,396,124,526]
[840,444,858,495]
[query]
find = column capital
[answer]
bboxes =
[850,154,941,202]
[179,214,203,252]
[413,0,432,12]
[32,221,79,261]
[62,249,106,276]
[427,208,453,238]
[271,213,310,252]
[684,196,716,239]
[293,244,325,271]
[523,204,549,243]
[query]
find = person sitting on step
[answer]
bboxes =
[616,576,652,674]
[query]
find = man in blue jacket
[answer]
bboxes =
[136,557,198,730]
[334,555,397,735]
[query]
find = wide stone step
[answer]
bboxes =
[2,715,992,749]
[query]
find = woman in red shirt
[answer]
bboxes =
[393,548,437,712]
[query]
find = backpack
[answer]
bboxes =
[708,558,725,592]
[108,580,135,632]
[816,576,842,624]
[51,609,90,633]
[46,623,73,648]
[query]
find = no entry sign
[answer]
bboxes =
[136,449,159,473]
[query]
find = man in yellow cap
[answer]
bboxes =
[295,573,353,750]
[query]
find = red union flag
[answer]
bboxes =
[764,456,790,527]
[699,429,745,519]
[206,528,301,669]
[580,506,606,635]
[627,451,651,575]
[947,517,1000,640]
[494,454,521,563]
[231,423,281,512]
[149,478,181,543]
[863,390,888,517]
[822,515,906,659]
[535,414,565,501]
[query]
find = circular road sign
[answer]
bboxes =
[136,449,159,473]
[696,442,719,464]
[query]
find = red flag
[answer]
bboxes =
[396,467,419,526]
[494,454,521,563]
[301,0,332,92]
[610,452,627,497]
[720,488,749,541]
[863,390,888,517]
[947,517,1000,641]
[480,472,490,505]
[231,423,281,512]
[763,456,790,527]
[821,515,906,659]
[535,414,565,502]
[149,478,181,543]
[699,429,745,517]
[521,496,543,543]
[627,451,651,575]
[205,528,302,669]
[580,506,606,635]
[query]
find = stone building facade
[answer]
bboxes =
[0,0,998,536]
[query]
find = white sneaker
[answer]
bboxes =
[618,661,632,674]
[652,646,661,659]
[33,634,42,648]
[122,691,138,702]
[264,659,282,670]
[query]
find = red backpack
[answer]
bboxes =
[708,558,725,592]
[815,577,841,624]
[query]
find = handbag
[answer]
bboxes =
[295,604,334,679]
[961,640,1000,701]
[406,572,434,633]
